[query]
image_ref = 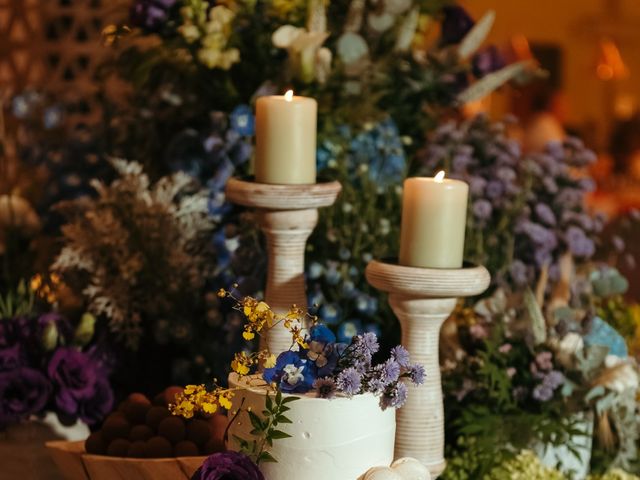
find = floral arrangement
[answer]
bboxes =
[418,115,640,477]
[170,288,424,465]
[0,280,113,429]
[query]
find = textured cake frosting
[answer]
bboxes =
[227,374,396,480]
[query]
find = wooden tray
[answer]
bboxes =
[46,440,206,480]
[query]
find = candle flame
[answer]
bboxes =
[284,90,294,101]
[434,170,446,182]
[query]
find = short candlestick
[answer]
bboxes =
[365,260,490,478]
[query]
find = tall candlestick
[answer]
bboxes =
[399,172,469,268]
[255,90,317,184]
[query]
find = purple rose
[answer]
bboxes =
[0,345,24,372]
[130,0,177,31]
[48,348,98,415]
[441,6,475,46]
[77,378,114,425]
[0,316,32,347]
[0,368,51,427]
[192,451,264,480]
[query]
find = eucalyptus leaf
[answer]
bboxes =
[457,61,531,104]
[458,10,496,60]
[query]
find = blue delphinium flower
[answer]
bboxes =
[584,317,628,358]
[337,319,362,343]
[263,351,315,393]
[229,105,255,136]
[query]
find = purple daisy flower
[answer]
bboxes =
[336,367,362,397]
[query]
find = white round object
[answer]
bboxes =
[391,457,431,480]
[362,466,404,480]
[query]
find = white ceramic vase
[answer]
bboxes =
[532,411,594,480]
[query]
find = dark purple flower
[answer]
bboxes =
[472,46,506,78]
[510,260,530,286]
[441,6,475,46]
[390,345,410,367]
[336,367,362,396]
[313,377,337,399]
[0,368,51,427]
[77,378,114,425]
[130,0,177,31]
[0,345,23,372]
[485,180,505,199]
[192,451,264,480]
[408,364,425,385]
[48,348,98,414]
[380,381,408,410]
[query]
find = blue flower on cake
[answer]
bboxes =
[263,351,316,393]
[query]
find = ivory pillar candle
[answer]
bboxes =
[255,90,317,184]
[399,171,469,268]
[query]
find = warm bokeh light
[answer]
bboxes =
[284,90,294,101]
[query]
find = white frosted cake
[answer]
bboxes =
[227,373,396,480]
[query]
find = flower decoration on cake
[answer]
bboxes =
[191,451,264,480]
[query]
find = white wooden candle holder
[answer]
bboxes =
[365,260,490,478]
[225,177,341,356]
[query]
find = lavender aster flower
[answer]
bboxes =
[359,332,379,354]
[532,383,554,402]
[565,226,595,258]
[380,381,408,410]
[544,370,565,390]
[382,359,401,384]
[390,345,410,367]
[336,367,362,396]
[192,451,264,480]
[534,203,557,226]
[408,363,426,385]
[473,199,493,221]
[313,377,337,399]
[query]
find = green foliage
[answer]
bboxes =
[234,391,299,465]
[0,279,35,318]
[483,450,565,480]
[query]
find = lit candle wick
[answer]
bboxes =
[284,90,294,102]
[434,170,445,182]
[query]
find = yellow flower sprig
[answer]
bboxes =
[30,273,61,304]
[231,350,276,376]
[217,287,316,351]
[169,383,236,418]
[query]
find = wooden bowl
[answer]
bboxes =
[46,440,206,480]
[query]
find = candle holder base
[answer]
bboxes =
[365,260,490,478]
[225,177,341,356]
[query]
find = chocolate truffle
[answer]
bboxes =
[153,393,166,406]
[146,436,172,458]
[102,415,131,443]
[128,393,151,405]
[145,406,170,430]
[85,432,106,455]
[163,386,184,406]
[127,440,148,458]
[106,438,130,457]
[123,400,151,424]
[158,416,186,444]
[174,440,199,457]
[129,424,154,442]
[186,419,211,446]
[202,436,224,455]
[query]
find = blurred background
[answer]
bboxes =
[1,0,639,288]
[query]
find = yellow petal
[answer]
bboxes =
[264,354,276,368]
[242,330,255,340]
